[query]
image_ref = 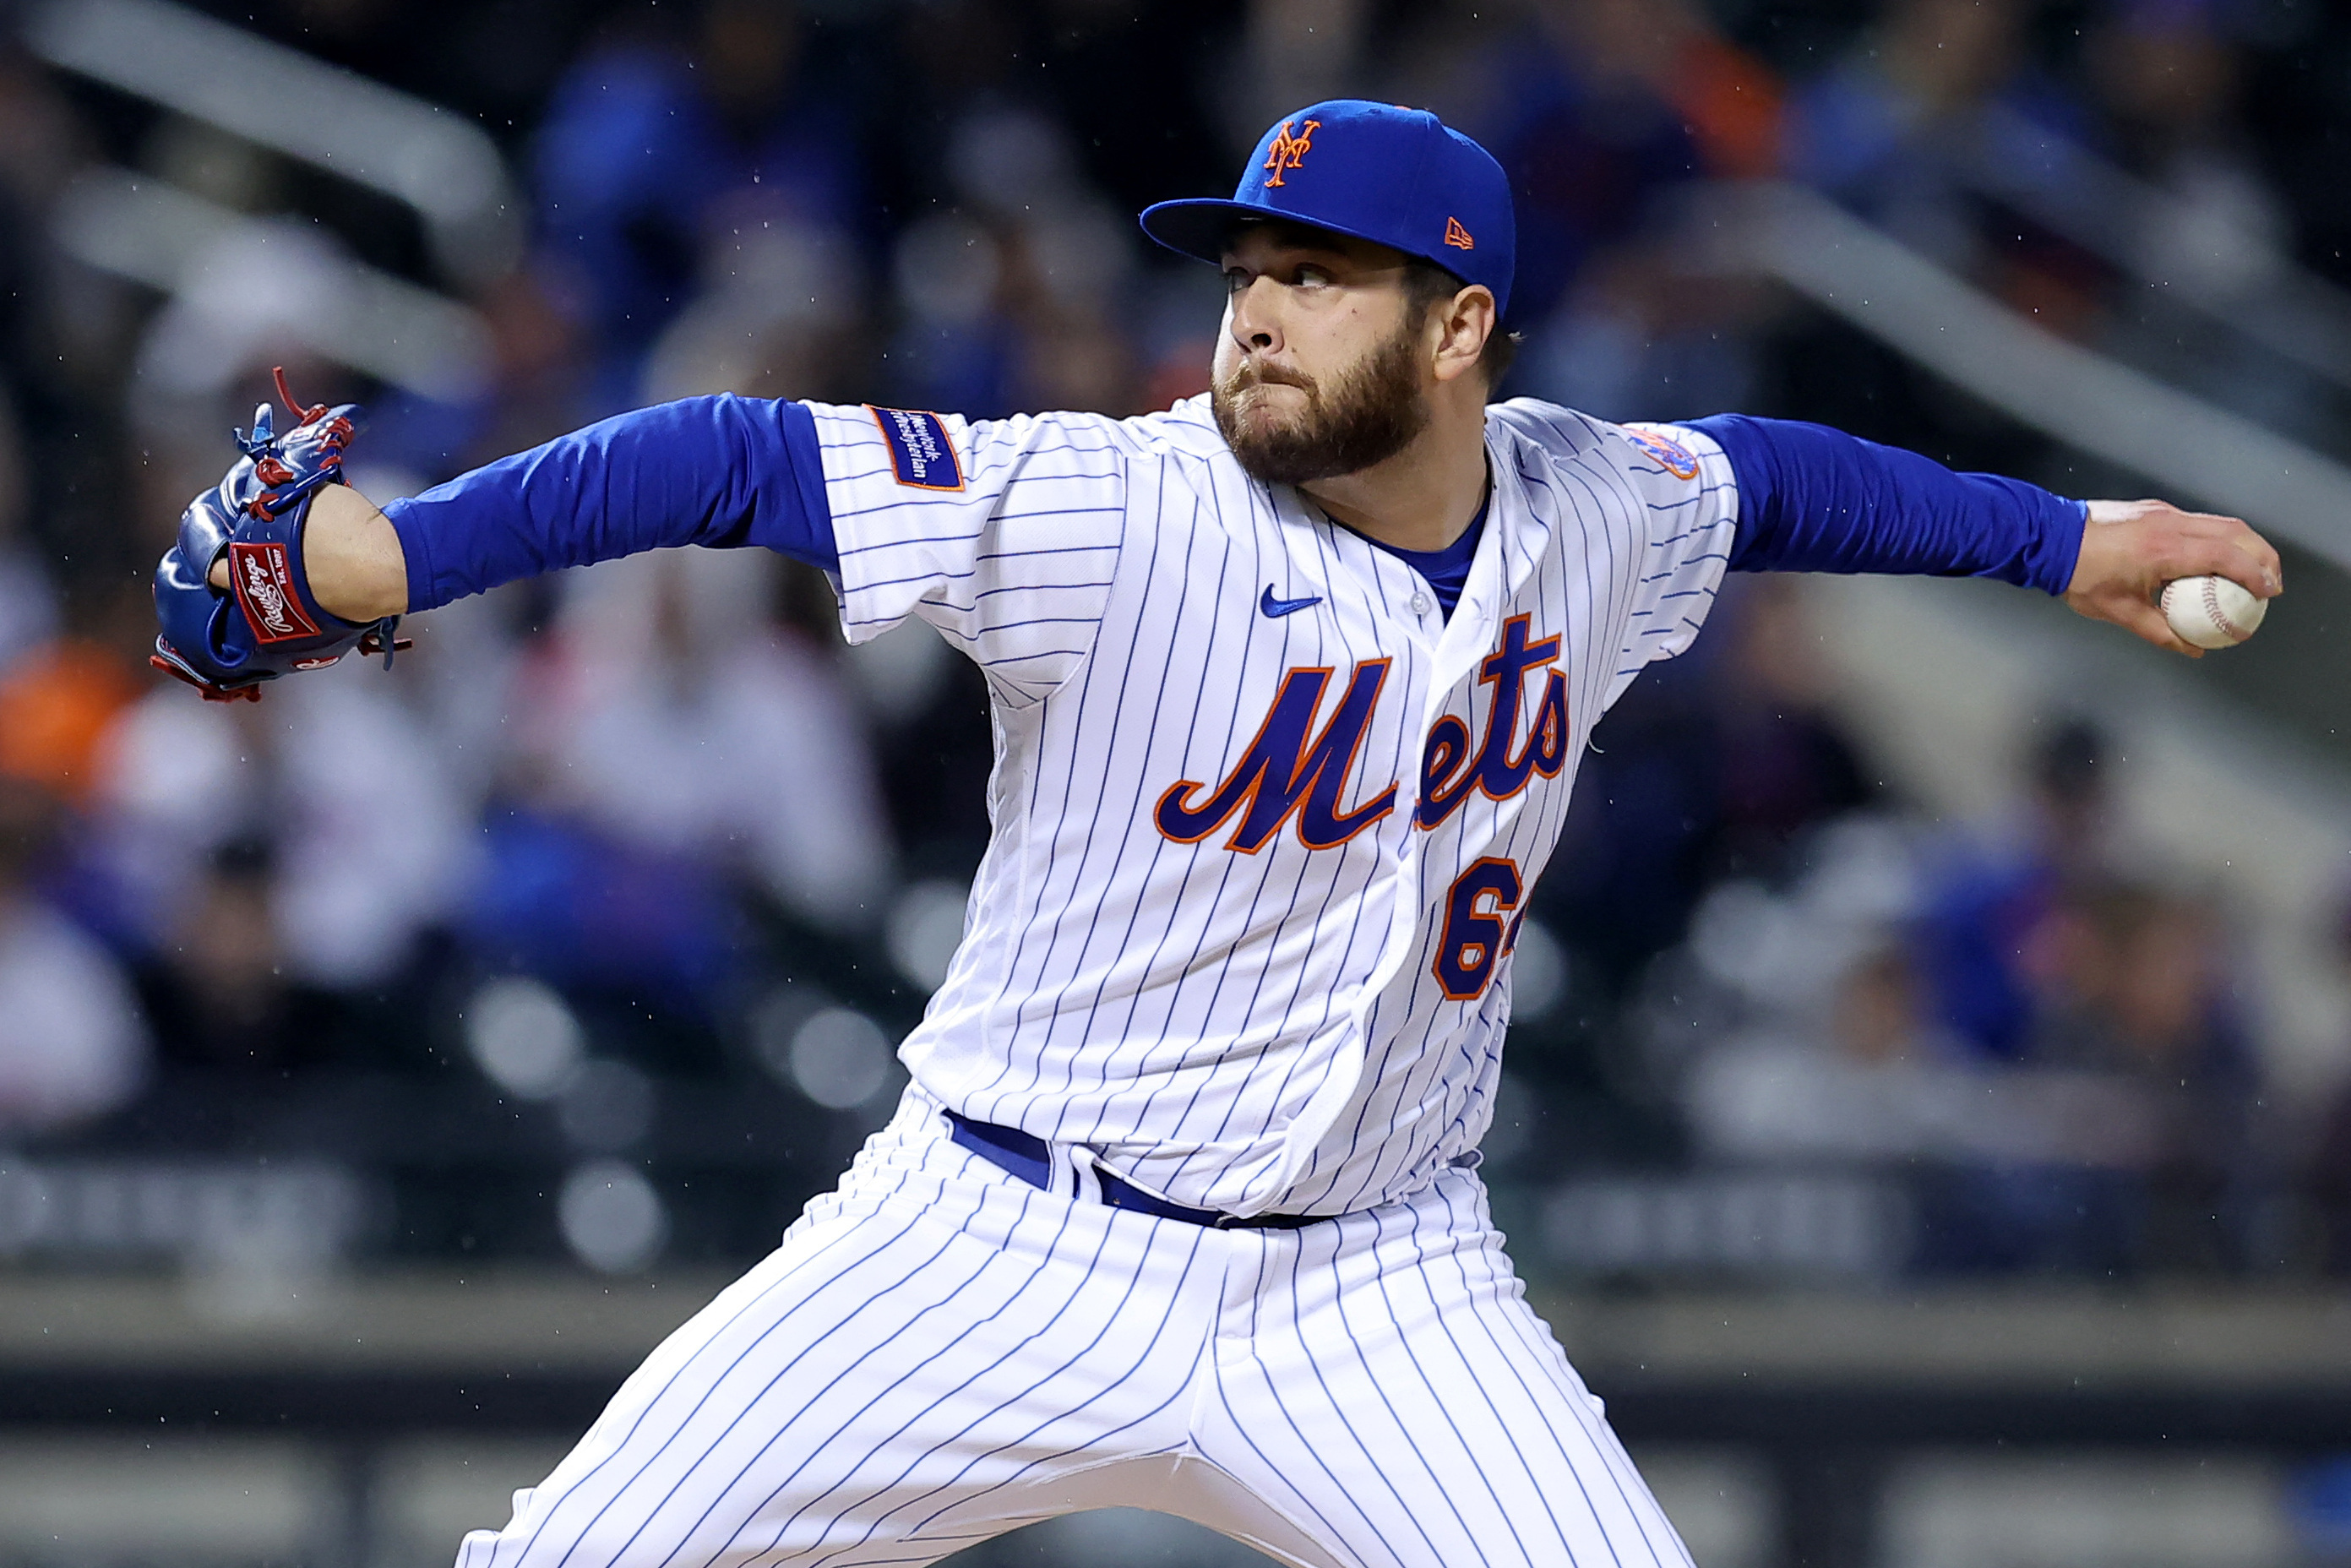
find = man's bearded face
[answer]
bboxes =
[1211,308,1431,487]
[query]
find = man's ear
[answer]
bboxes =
[1429,285,1497,384]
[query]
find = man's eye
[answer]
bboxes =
[1223,268,1251,293]
[1293,265,1330,286]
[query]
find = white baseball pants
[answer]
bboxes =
[455,1089,1693,1568]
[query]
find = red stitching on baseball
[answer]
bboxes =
[2201,580,2237,640]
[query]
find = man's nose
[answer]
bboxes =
[1227,276,1283,355]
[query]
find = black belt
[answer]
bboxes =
[944,1110,1322,1230]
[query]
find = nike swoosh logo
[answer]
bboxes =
[1260,585,1323,618]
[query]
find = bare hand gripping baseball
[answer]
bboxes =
[2065,497,2281,658]
[153,371,410,701]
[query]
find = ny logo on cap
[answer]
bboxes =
[1262,118,1320,188]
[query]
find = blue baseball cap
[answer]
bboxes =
[1140,100,1516,318]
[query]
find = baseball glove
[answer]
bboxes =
[150,368,406,703]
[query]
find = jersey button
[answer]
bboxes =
[1409,591,1431,614]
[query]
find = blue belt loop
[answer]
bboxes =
[944,1109,1051,1191]
[943,1109,1321,1231]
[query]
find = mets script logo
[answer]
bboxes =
[228,541,320,644]
[1415,616,1570,830]
[1153,616,1572,853]
[1261,119,1320,188]
[1155,660,1396,852]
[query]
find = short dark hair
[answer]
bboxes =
[1402,259,1520,389]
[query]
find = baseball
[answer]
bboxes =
[2160,574,2267,649]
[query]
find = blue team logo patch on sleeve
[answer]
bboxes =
[1624,425,1701,482]
[867,406,966,491]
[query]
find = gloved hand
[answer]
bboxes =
[150,368,406,703]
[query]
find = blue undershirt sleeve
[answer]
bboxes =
[1688,413,2087,595]
[383,394,838,613]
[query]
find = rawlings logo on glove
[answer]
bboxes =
[229,541,322,642]
[150,368,405,702]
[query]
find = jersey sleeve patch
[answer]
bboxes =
[867,406,966,491]
[1624,425,1701,482]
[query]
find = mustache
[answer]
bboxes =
[1219,358,1318,397]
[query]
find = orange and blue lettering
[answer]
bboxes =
[1155,660,1396,852]
[1417,615,1569,830]
[1434,858,1523,1000]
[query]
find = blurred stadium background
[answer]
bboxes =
[4,0,2351,1562]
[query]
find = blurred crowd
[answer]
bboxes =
[3,0,2351,1279]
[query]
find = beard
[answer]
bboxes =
[1211,317,1430,487]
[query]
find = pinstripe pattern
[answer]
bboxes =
[811,396,1735,1219]
[459,1092,1694,1568]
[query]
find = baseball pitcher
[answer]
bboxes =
[153,102,2278,1568]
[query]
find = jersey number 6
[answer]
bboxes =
[1434,857,1523,1002]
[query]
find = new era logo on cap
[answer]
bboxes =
[1444,217,1473,250]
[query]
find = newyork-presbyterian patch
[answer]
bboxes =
[868,406,966,492]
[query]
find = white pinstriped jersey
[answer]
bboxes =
[810,394,1736,1217]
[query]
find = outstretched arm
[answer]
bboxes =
[172,393,1124,705]
[1690,414,2280,657]
[214,395,839,618]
